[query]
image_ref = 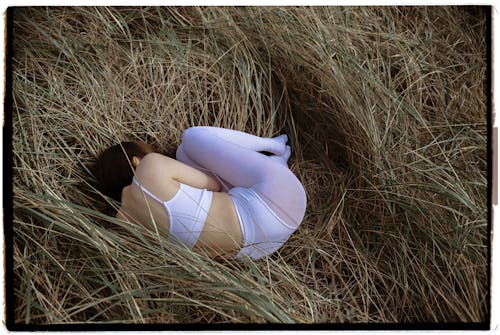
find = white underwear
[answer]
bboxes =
[229,187,297,260]
[132,177,213,248]
[176,126,307,260]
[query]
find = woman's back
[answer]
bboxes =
[117,153,243,258]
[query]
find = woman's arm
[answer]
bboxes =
[171,159,222,192]
[137,153,221,192]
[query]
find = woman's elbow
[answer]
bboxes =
[210,178,222,192]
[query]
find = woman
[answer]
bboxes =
[94,127,307,260]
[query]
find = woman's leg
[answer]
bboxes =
[184,126,289,154]
[176,144,233,192]
[180,126,306,226]
[269,145,291,167]
[177,141,290,191]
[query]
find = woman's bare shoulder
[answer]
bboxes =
[136,152,221,192]
[133,153,181,194]
[135,153,177,178]
[138,152,174,167]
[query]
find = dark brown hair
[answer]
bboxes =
[94,141,154,201]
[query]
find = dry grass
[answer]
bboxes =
[11,6,488,325]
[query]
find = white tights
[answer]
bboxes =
[175,126,306,228]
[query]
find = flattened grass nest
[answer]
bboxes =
[11,6,488,324]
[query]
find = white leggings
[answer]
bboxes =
[176,127,307,258]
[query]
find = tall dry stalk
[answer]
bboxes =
[11,6,488,324]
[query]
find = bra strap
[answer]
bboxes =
[132,177,164,204]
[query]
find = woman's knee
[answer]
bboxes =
[256,173,306,222]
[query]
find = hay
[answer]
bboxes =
[11,6,488,323]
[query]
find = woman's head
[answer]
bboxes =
[94,141,154,201]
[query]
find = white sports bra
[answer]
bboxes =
[132,177,213,248]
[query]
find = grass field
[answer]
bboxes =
[11,6,489,324]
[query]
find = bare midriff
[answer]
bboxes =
[118,181,243,258]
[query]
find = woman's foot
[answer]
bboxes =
[266,134,288,155]
[269,145,291,167]
[274,134,288,145]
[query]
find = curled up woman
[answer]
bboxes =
[94,127,307,260]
